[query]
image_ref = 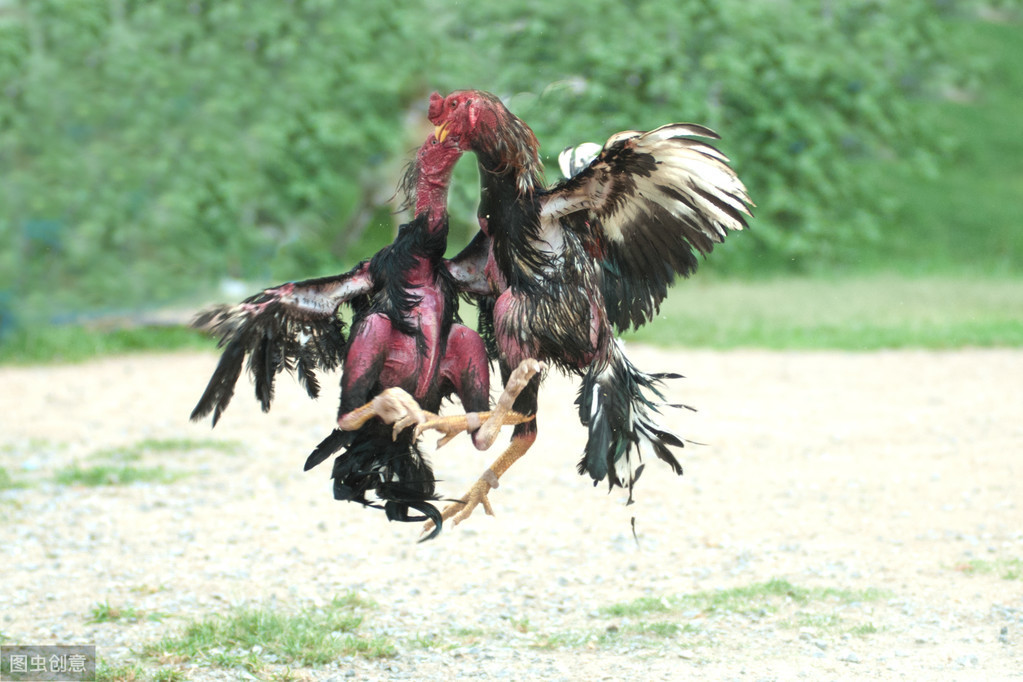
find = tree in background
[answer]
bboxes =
[0,0,999,328]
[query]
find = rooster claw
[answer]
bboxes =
[338,387,437,439]
[420,477,498,537]
[411,414,473,449]
[411,410,532,450]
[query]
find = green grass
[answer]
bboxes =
[532,620,709,652]
[90,439,240,463]
[50,439,234,487]
[150,669,187,682]
[530,579,890,651]
[956,557,1023,580]
[0,466,27,490]
[849,623,880,637]
[448,626,489,639]
[0,325,210,365]
[598,579,889,618]
[144,594,394,674]
[625,276,1023,349]
[54,464,185,487]
[2,276,1020,364]
[89,601,167,624]
[95,661,148,682]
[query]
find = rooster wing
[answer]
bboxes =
[541,123,753,331]
[190,265,373,425]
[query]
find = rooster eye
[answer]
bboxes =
[430,138,437,145]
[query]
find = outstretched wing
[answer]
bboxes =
[190,265,373,426]
[541,123,753,331]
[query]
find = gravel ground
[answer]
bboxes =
[2,347,1021,681]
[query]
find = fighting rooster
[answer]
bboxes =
[422,90,753,529]
[191,132,536,539]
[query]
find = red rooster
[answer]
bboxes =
[421,90,753,529]
[191,132,536,539]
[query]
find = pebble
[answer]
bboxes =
[956,654,979,668]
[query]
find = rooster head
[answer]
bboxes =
[400,132,464,216]
[429,90,543,192]
[417,130,463,173]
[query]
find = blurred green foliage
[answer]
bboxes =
[0,0,1016,331]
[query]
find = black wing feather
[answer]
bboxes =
[190,268,371,425]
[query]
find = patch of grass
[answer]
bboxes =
[89,601,167,624]
[4,276,1023,367]
[449,626,489,639]
[548,579,892,651]
[90,602,141,624]
[508,616,531,633]
[0,466,27,490]
[328,592,376,610]
[52,438,238,487]
[956,558,1023,580]
[144,594,394,673]
[850,623,880,636]
[151,669,187,682]
[95,661,147,682]
[266,669,307,682]
[407,632,447,650]
[91,439,240,462]
[784,612,843,630]
[0,324,210,365]
[691,578,814,614]
[54,464,185,487]
[599,578,886,619]
[531,631,591,650]
[534,621,705,651]
[625,276,1023,350]
[599,596,673,618]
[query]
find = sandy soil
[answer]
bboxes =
[1,347,1021,680]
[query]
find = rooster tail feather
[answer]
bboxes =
[575,340,686,497]
[304,428,355,471]
[308,425,444,540]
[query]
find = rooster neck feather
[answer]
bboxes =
[357,213,456,343]
[468,91,545,194]
[475,156,553,295]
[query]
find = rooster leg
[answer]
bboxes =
[338,387,440,441]
[421,363,541,536]
[412,409,533,449]
[473,358,544,450]
[421,422,537,536]
[413,359,544,449]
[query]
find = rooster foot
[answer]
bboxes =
[421,473,499,537]
[413,358,544,449]
[337,387,439,441]
[412,410,533,449]
[419,431,536,537]
[476,358,544,449]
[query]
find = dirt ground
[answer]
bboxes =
[1,347,1021,680]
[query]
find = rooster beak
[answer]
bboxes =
[435,122,449,143]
